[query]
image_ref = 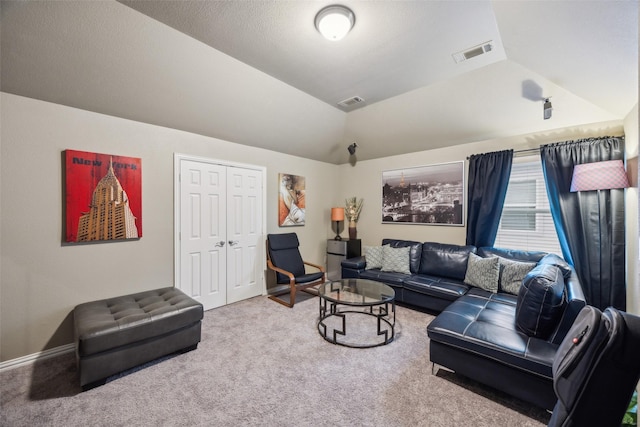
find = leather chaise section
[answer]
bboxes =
[428,292,557,378]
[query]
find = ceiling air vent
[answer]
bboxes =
[337,96,364,108]
[452,41,493,64]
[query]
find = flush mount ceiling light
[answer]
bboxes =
[315,5,355,41]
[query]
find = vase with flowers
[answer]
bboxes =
[345,197,363,240]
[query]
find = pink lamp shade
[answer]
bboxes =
[570,160,630,192]
[331,207,345,221]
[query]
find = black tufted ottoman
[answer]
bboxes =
[73,287,203,390]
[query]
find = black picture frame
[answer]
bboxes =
[381,161,465,226]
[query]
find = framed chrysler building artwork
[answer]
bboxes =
[64,149,142,243]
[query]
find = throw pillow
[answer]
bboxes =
[515,264,565,339]
[496,257,537,295]
[463,253,500,293]
[364,245,384,270]
[381,245,411,274]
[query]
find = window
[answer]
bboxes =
[500,179,536,230]
[494,157,563,256]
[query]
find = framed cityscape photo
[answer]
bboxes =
[381,161,464,226]
[64,149,142,243]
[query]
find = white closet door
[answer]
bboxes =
[177,156,264,310]
[179,159,227,310]
[226,166,263,304]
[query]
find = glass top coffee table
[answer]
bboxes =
[317,279,395,348]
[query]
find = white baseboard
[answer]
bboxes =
[0,343,75,372]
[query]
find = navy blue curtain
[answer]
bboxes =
[466,150,513,248]
[540,137,626,311]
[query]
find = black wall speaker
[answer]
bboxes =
[543,98,552,120]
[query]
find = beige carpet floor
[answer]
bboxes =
[0,294,550,426]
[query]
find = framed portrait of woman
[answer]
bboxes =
[278,173,305,226]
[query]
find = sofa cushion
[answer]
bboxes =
[381,245,411,274]
[419,242,477,280]
[359,269,408,287]
[464,253,500,292]
[403,274,469,301]
[496,256,537,295]
[364,245,385,270]
[382,239,423,273]
[516,264,566,339]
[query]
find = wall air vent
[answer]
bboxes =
[337,96,364,108]
[452,41,493,64]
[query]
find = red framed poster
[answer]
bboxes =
[64,149,142,243]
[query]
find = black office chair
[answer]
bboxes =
[266,233,325,308]
[548,306,640,427]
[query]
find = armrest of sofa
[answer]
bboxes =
[341,256,366,278]
[549,269,586,345]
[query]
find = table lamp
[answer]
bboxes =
[331,207,344,240]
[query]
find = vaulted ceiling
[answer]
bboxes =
[1,1,637,164]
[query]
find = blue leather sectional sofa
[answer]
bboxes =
[341,239,586,410]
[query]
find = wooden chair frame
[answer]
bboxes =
[266,248,325,308]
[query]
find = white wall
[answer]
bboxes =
[0,93,338,361]
[624,104,639,316]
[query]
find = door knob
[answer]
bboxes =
[228,240,239,246]
[215,241,225,247]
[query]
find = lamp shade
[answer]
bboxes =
[331,207,345,221]
[570,160,630,192]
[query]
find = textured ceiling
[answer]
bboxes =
[1,1,637,164]
[118,0,508,111]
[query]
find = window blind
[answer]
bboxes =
[494,157,563,256]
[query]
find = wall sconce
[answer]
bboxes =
[331,207,344,240]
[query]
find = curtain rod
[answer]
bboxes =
[466,136,624,160]
[466,147,540,160]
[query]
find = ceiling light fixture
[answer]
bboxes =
[315,5,355,41]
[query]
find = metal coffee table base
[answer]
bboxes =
[318,297,395,348]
